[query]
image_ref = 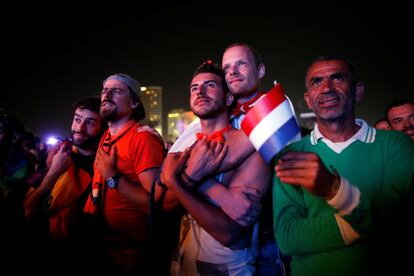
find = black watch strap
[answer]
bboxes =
[111,173,122,181]
[106,173,122,189]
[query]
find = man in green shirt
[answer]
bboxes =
[273,55,414,276]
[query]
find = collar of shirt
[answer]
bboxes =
[230,92,266,118]
[310,119,376,153]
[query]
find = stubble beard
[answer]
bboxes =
[229,83,258,102]
[72,132,99,151]
[100,106,118,122]
[192,103,224,120]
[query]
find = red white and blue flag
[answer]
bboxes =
[241,83,301,163]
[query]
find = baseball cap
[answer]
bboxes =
[103,73,141,98]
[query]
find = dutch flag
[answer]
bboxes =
[241,83,301,163]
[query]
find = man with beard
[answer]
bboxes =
[273,55,414,275]
[170,43,269,228]
[385,99,414,140]
[162,61,270,275]
[169,44,286,275]
[84,73,165,275]
[24,97,104,273]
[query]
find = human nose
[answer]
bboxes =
[197,85,206,96]
[101,89,113,98]
[229,64,239,76]
[320,79,334,93]
[79,121,87,132]
[403,118,412,129]
[74,120,87,133]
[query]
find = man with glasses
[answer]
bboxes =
[84,73,165,275]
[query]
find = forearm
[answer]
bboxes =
[274,181,347,255]
[197,178,226,206]
[116,175,151,214]
[154,181,182,211]
[276,213,347,255]
[24,170,60,219]
[275,179,371,255]
[197,175,264,226]
[169,177,244,246]
[217,132,255,172]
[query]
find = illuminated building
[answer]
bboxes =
[167,109,197,142]
[140,86,163,136]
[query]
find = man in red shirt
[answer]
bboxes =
[85,73,165,274]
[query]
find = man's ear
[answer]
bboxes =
[258,63,265,79]
[226,93,234,107]
[131,101,138,109]
[304,92,312,109]
[355,82,365,102]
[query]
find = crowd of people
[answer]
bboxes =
[1,43,413,276]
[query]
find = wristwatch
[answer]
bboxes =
[105,173,122,189]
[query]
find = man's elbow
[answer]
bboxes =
[215,231,243,247]
[276,238,296,256]
[275,226,302,255]
[216,235,236,247]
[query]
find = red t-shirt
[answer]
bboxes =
[94,120,164,242]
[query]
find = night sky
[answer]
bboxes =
[3,3,412,141]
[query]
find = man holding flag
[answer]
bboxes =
[163,60,270,275]
[173,43,300,221]
[170,43,298,275]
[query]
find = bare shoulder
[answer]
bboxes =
[225,127,248,141]
[228,151,271,195]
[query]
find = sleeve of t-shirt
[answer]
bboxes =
[129,130,165,175]
[169,118,200,153]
